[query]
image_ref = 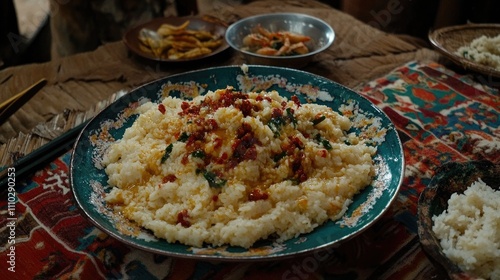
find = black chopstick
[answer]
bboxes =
[0,120,88,189]
[0,78,47,125]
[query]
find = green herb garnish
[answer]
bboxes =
[315,134,332,150]
[286,108,297,128]
[322,139,332,150]
[268,115,285,137]
[201,170,226,188]
[312,115,326,125]
[161,143,173,163]
[191,150,206,158]
[273,151,287,162]
[178,132,189,142]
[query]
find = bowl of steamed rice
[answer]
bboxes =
[70,65,404,260]
[418,160,500,280]
[429,24,500,78]
[225,13,335,68]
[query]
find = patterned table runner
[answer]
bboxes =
[1,61,498,279]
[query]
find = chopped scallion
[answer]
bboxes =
[312,115,326,125]
[161,144,173,163]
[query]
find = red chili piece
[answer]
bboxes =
[158,103,166,114]
[248,188,269,201]
[291,151,308,182]
[237,99,253,117]
[216,152,228,164]
[179,101,201,116]
[291,95,301,107]
[256,95,272,103]
[181,101,190,111]
[271,107,283,119]
[289,135,304,149]
[213,138,223,150]
[232,125,258,162]
[181,155,190,165]
[162,174,177,183]
[182,118,218,165]
[186,131,205,146]
[217,89,248,109]
[177,209,191,227]
[205,118,218,130]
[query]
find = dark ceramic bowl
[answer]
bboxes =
[418,160,500,280]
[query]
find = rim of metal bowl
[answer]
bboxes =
[225,12,335,60]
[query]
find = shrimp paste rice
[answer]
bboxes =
[432,179,500,280]
[103,87,377,248]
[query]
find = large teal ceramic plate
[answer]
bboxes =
[70,65,404,260]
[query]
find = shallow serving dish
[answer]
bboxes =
[70,65,403,261]
[225,13,334,68]
[418,160,500,279]
[429,23,500,78]
[123,15,229,62]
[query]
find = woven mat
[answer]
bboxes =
[0,90,127,167]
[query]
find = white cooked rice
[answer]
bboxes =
[103,87,376,248]
[432,179,500,280]
[455,34,500,71]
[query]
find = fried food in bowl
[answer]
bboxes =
[124,16,229,62]
[225,13,334,68]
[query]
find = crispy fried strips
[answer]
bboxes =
[139,20,222,60]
